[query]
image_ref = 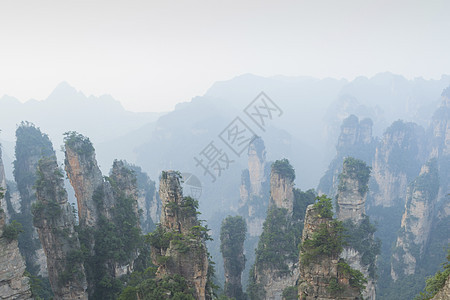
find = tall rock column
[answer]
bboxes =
[318,115,375,198]
[238,137,270,236]
[269,159,295,215]
[12,123,53,277]
[64,132,105,227]
[151,171,210,300]
[336,157,378,300]
[64,132,141,298]
[391,160,439,280]
[371,120,426,208]
[220,215,246,300]
[336,157,370,222]
[0,146,33,300]
[33,156,88,300]
[298,197,363,300]
[249,159,300,300]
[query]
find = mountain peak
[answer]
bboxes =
[47,81,85,102]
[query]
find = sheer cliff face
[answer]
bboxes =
[33,156,88,300]
[64,133,141,298]
[430,91,450,158]
[126,163,160,233]
[220,216,246,300]
[336,158,370,222]
[64,134,105,228]
[298,205,361,300]
[239,137,270,237]
[371,121,426,207]
[269,170,294,215]
[13,123,53,277]
[247,138,267,197]
[336,158,376,299]
[0,146,7,219]
[0,151,33,300]
[154,171,209,300]
[391,161,439,280]
[250,161,299,300]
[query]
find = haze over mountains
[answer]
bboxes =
[0,72,449,215]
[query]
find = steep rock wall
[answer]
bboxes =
[152,171,210,300]
[33,156,88,300]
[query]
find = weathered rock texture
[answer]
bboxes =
[249,159,301,300]
[431,274,450,300]
[0,148,33,300]
[336,157,370,222]
[220,216,246,300]
[33,156,88,300]
[269,169,294,216]
[318,115,375,198]
[370,120,426,208]
[336,158,376,299]
[152,171,210,300]
[13,123,52,277]
[64,132,141,298]
[391,160,439,280]
[64,133,106,228]
[126,163,160,233]
[298,204,361,300]
[238,137,270,237]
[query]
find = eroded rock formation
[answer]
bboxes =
[238,137,270,236]
[249,159,302,300]
[0,147,33,300]
[33,156,88,299]
[318,115,375,198]
[298,203,362,300]
[336,157,370,222]
[336,158,377,300]
[13,123,52,277]
[220,216,246,300]
[64,132,141,298]
[125,163,160,233]
[151,171,210,300]
[64,132,106,227]
[391,160,439,280]
[370,120,426,208]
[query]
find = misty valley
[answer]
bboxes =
[0,74,449,300]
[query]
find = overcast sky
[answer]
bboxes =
[1,0,449,112]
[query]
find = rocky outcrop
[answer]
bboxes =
[247,137,267,197]
[269,168,294,216]
[13,123,52,277]
[391,160,439,280]
[64,132,141,298]
[429,87,450,159]
[238,137,270,237]
[318,115,375,198]
[220,216,246,300]
[152,171,210,300]
[370,120,426,208]
[431,274,450,300]
[336,158,376,299]
[125,163,160,233]
[33,156,88,300]
[64,132,106,228]
[0,148,33,300]
[298,203,362,300]
[249,159,300,300]
[336,157,370,222]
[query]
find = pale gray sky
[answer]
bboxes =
[1,0,449,112]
